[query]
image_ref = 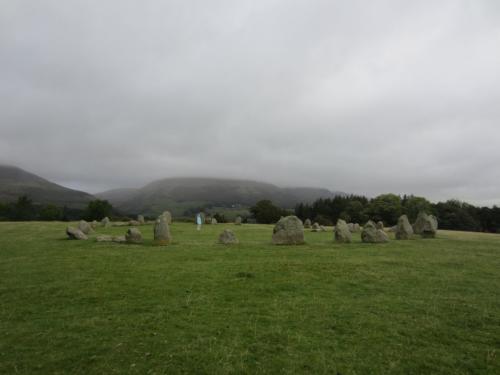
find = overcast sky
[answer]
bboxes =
[1,1,500,204]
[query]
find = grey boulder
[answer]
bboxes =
[154,215,171,245]
[78,220,93,235]
[395,215,414,240]
[334,219,352,243]
[66,226,88,240]
[361,221,389,243]
[272,216,305,245]
[126,228,143,244]
[218,229,239,244]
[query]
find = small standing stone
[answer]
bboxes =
[154,215,171,245]
[218,229,239,244]
[137,215,145,225]
[66,226,88,240]
[311,222,321,232]
[304,219,312,229]
[78,220,93,235]
[101,217,111,227]
[361,221,389,243]
[126,228,143,244]
[234,216,242,225]
[334,219,352,243]
[395,215,414,240]
[211,218,218,225]
[376,221,384,230]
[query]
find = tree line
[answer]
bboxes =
[294,194,500,233]
[0,196,115,222]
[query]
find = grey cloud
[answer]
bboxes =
[1,0,500,204]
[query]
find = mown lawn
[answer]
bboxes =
[0,222,499,374]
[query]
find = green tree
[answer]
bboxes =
[366,194,402,225]
[12,195,36,221]
[39,204,62,221]
[250,200,287,224]
[403,195,433,222]
[84,200,113,221]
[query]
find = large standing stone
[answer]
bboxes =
[234,216,242,225]
[334,219,352,243]
[137,215,145,225]
[211,218,218,225]
[272,216,305,245]
[78,220,93,235]
[361,221,389,243]
[395,215,414,240]
[101,217,111,227]
[126,228,143,244]
[218,229,239,244]
[162,211,172,224]
[154,215,171,245]
[413,212,438,238]
[66,226,88,240]
[311,222,321,232]
[304,219,312,229]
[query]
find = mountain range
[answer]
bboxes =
[0,165,343,215]
[0,165,94,209]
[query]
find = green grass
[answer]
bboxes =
[0,222,499,374]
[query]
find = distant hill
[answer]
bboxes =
[0,165,95,209]
[96,177,342,216]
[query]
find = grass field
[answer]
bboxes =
[0,222,499,374]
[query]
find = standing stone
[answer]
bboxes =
[353,223,360,232]
[162,211,172,224]
[66,226,88,240]
[205,216,212,224]
[101,217,111,227]
[234,216,242,225]
[376,221,384,230]
[319,225,327,232]
[137,215,145,225]
[211,218,218,225]
[361,221,389,243]
[126,228,143,244]
[413,212,438,238]
[154,215,171,245]
[304,219,312,229]
[334,219,352,243]
[311,222,321,232]
[272,216,305,245]
[218,229,239,244]
[90,220,98,229]
[78,220,93,235]
[395,215,414,240]
[347,223,355,232]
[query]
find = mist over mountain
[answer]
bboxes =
[96,177,343,216]
[0,165,342,216]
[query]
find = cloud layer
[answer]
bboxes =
[1,0,500,204]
